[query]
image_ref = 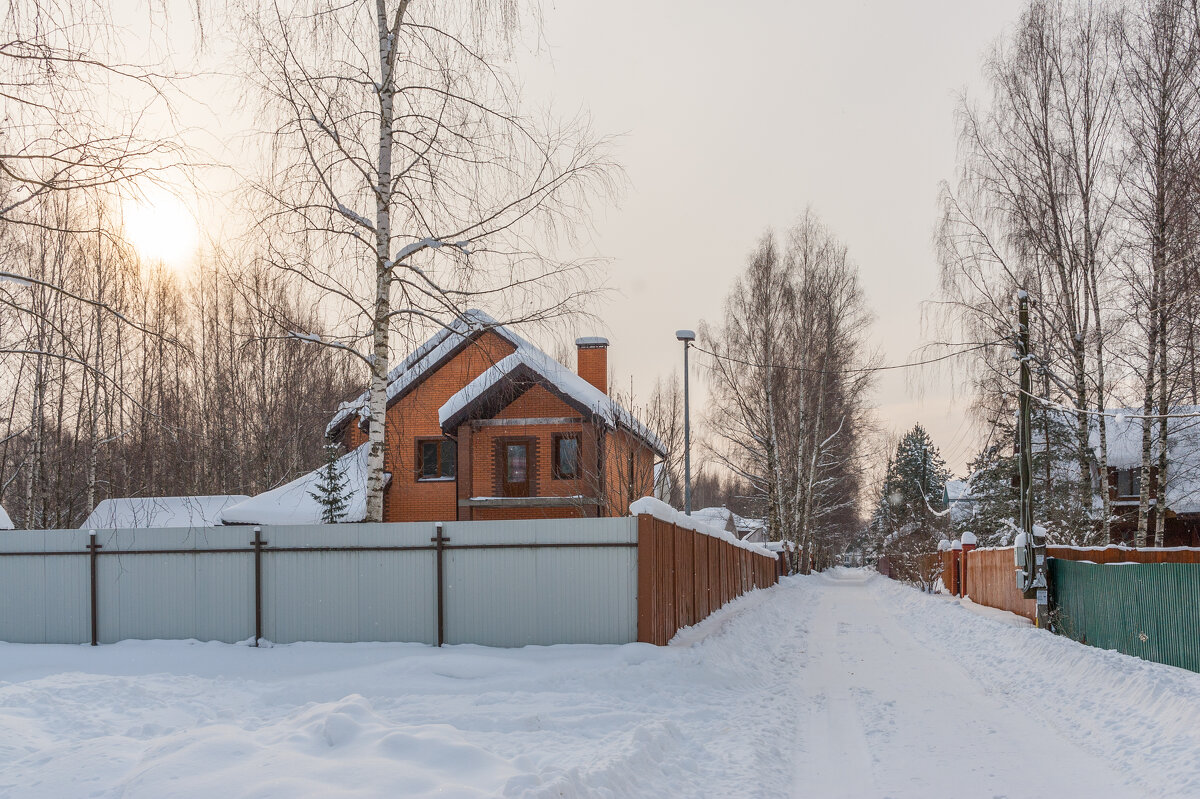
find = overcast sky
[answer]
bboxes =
[151,0,1027,475]
[504,0,1028,474]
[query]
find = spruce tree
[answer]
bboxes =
[873,425,951,543]
[309,443,349,524]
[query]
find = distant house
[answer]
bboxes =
[734,515,768,543]
[0,503,12,530]
[997,406,1200,546]
[944,480,976,526]
[1090,409,1200,546]
[692,507,738,535]
[226,310,664,525]
[693,506,768,543]
[82,495,251,529]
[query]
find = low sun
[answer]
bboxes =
[123,186,200,270]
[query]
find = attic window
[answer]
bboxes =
[1116,468,1141,498]
[417,438,456,480]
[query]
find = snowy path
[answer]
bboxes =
[2,569,1200,797]
[795,570,1136,798]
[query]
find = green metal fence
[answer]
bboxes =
[1049,559,1200,673]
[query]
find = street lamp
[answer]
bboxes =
[675,329,695,515]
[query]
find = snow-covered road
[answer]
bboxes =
[2,569,1199,798]
[797,570,1135,798]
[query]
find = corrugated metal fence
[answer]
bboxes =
[0,519,638,647]
[931,544,1200,672]
[1050,559,1200,673]
[635,515,779,645]
[0,515,775,648]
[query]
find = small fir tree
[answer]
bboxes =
[309,443,349,524]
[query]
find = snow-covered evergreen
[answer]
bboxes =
[872,424,951,545]
[309,443,350,524]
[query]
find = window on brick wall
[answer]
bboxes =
[416,438,456,480]
[502,441,531,497]
[552,433,580,479]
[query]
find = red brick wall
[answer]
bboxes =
[334,330,657,523]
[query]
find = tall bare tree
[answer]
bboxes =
[240,0,615,521]
[704,213,876,571]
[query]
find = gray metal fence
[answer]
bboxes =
[0,518,638,647]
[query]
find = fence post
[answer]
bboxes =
[432,522,446,647]
[252,526,265,646]
[961,534,976,599]
[87,530,100,646]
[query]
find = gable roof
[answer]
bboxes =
[81,495,251,529]
[0,503,12,530]
[437,348,666,455]
[328,309,665,456]
[220,443,391,525]
[327,310,520,438]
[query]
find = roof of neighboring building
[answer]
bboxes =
[691,506,737,534]
[0,503,12,530]
[329,308,664,456]
[220,443,390,525]
[82,495,251,529]
[1017,405,1200,515]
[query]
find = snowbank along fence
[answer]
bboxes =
[932,545,1200,673]
[0,515,776,647]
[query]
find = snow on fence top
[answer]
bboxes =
[629,496,776,557]
[220,444,388,525]
[0,503,12,530]
[81,495,251,529]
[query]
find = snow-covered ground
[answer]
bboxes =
[2,569,1199,798]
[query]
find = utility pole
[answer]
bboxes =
[676,329,696,515]
[1016,290,1049,627]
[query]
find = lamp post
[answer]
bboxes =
[675,329,695,515]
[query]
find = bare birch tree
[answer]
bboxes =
[239,0,615,521]
[704,213,876,572]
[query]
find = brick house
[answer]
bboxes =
[323,310,665,522]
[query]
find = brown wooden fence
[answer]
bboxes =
[948,545,1200,622]
[635,514,779,645]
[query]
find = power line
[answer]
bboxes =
[691,342,997,376]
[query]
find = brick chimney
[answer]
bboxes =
[575,336,609,394]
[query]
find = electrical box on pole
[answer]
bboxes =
[1015,290,1049,627]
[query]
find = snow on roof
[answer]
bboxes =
[629,496,775,557]
[328,309,665,456]
[1080,407,1200,514]
[0,503,12,530]
[326,310,513,436]
[436,343,666,456]
[220,444,389,525]
[691,506,737,533]
[81,495,251,530]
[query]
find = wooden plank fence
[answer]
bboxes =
[635,514,779,645]
[947,545,1200,622]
